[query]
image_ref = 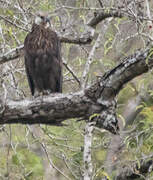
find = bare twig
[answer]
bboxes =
[63,59,81,86]
[27,125,71,180]
[0,15,29,32]
[97,0,103,8]
[81,33,102,89]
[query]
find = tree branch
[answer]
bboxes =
[0,45,24,64]
[116,158,153,180]
[0,47,153,133]
[87,10,122,27]
[83,123,94,180]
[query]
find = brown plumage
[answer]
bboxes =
[24,12,62,96]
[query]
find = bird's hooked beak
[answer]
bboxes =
[45,17,50,23]
[44,17,51,28]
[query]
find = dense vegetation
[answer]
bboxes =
[0,0,153,179]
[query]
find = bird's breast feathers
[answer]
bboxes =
[25,26,57,56]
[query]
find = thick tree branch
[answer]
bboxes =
[85,48,153,101]
[0,47,153,133]
[87,10,122,27]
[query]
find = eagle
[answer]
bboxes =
[24,12,62,96]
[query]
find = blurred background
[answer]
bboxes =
[0,0,153,179]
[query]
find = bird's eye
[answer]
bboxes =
[40,16,44,19]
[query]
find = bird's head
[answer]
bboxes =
[35,11,51,28]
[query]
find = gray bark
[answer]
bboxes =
[0,47,152,134]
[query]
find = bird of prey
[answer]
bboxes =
[24,12,62,96]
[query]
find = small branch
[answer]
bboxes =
[81,17,112,89]
[145,0,151,20]
[63,59,81,86]
[0,45,24,64]
[81,33,102,89]
[0,15,29,32]
[97,0,103,8]
[83,123,94,180]
[60,35,92,44]
[145,0,153,37]
[27,125,71,180]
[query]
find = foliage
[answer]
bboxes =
[0,0,153,179]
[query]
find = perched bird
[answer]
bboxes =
[24,12,62,96]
